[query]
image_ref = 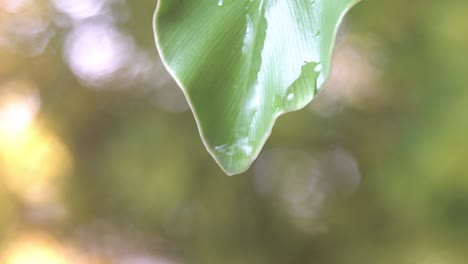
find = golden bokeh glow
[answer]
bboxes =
[0,81,72,206]
[1,232,72,264]
[0,81,40,140]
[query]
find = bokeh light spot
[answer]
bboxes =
[1,232,72,264]
[64,22,135,86]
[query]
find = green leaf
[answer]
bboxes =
[154,0,360,175]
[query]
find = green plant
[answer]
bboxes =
[154,0,360,175]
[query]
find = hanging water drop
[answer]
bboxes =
[218,0,223,6]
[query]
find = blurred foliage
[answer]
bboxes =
[1,0,468,263]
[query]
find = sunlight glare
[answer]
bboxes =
[1,232,72,264]
[0,81,40,139]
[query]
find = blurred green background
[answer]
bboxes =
[1,0,468,263]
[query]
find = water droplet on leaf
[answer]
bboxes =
[282,61,320,111]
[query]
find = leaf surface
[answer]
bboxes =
[154,0,359,175]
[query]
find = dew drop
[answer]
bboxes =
[282,62,320,111]
[314,63,322,72]
[214,137,253,157]
[242,14,254,54]
[218,0,223,6]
